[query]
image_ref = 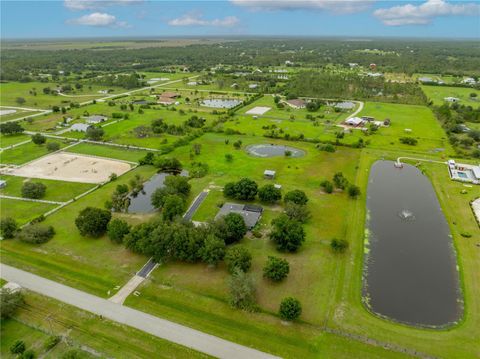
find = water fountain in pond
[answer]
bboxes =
[398,209,415,221]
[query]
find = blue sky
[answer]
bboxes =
[1,0,479,39]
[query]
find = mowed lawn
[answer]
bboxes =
[357,102,453,154]
[0,198,57,225]
[0,166,157,296]
[0,175,95,202]
[65,142,149,162]
[0,141,69,165]
[0,133,31,147]
[421,85,480,107]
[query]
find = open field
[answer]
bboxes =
[0,108,42,123]
[0,133,30,148]
[0,141,70,165]
[0,175,95,202]
[357,102,453,154]
[0,291,207,359]
[5,152,133,183]
[0,198,57,225]
[421,85,480,107]
[66,142,150,162]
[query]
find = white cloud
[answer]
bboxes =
[230,0,373,14]
[374,0,480,26]
[64,0,142,11]
[67,12,130,27]
[168,13,240,27]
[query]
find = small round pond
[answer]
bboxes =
[201,99,242,109]
[246,144,305,158]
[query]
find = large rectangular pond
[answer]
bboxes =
[363,161,462,327]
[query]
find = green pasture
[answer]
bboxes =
[0,175,95,202]
[0,140,68,165]
[421,85,480,107]
[0,198,57,225]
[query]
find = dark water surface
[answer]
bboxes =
[246,144,305,158]
[127,173,168,213]
[364,161,462,326]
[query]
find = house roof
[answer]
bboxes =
[286,99,305,107]
[215,202,263,229]
[345,117,364,126]
[86,115,107,123]
[160,92,179,98]
[71,123,90,132]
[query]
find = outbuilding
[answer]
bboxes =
[264,170,276,179]
[86,115,107,124]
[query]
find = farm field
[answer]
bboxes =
[0,108,43,123]
[0,133,30,147]
[421,85,480,107]
[65,142,150,162]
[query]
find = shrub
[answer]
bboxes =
[318,144,335,152]
[225,153,233,162]
[190,162,209,178]
[0,122,24,135]
[279,297,302,321]
[43,336,61,351]
[1,217,18,239]
[284,202,311,223]
[284,190,308,205]
[269,215,305,252]
[333,172,349,190]
[21,350,36,359]
[214,212,247,245]
[107,219,130,244]
[75,207,112,237]
[18,224,55,244]
[10,340,26,354]
[46,142,60,152]
[330,238,349,253]
[31,133,46,145]
[258,184,282,203]
[228,269,256,311]
[21,182,46,199]
[263,256,289,282]
[348,185,361,198]
[1,288,24,319]
[320,180,334,193]
[225,246,252,273]
[399,137,418,146]
[86,126,104,141]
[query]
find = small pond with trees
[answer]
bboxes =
[128,171,188,213]
[363,161,462,327]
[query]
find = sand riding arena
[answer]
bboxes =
[2,152,132,184]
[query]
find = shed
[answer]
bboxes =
[264,170,276,179]
[0,180,6,188]
[71,123,90,132]
[86,115,107,124]
[345,117,364,127]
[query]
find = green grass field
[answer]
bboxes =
[65,142,149,162]
[0,291,207,359]
[0,175,95,202]
[0,198,57,225]
[0,133,31,148]
[421,85,480,107]
[0,141,68,165]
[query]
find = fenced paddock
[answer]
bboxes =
[2,152,132,183]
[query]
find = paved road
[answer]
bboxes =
[137,257,158,278]
[1,264,279,359]
[183,190,209,221]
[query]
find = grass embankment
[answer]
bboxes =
[0,291,207,359]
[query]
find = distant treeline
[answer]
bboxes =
[1,38,479,81]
